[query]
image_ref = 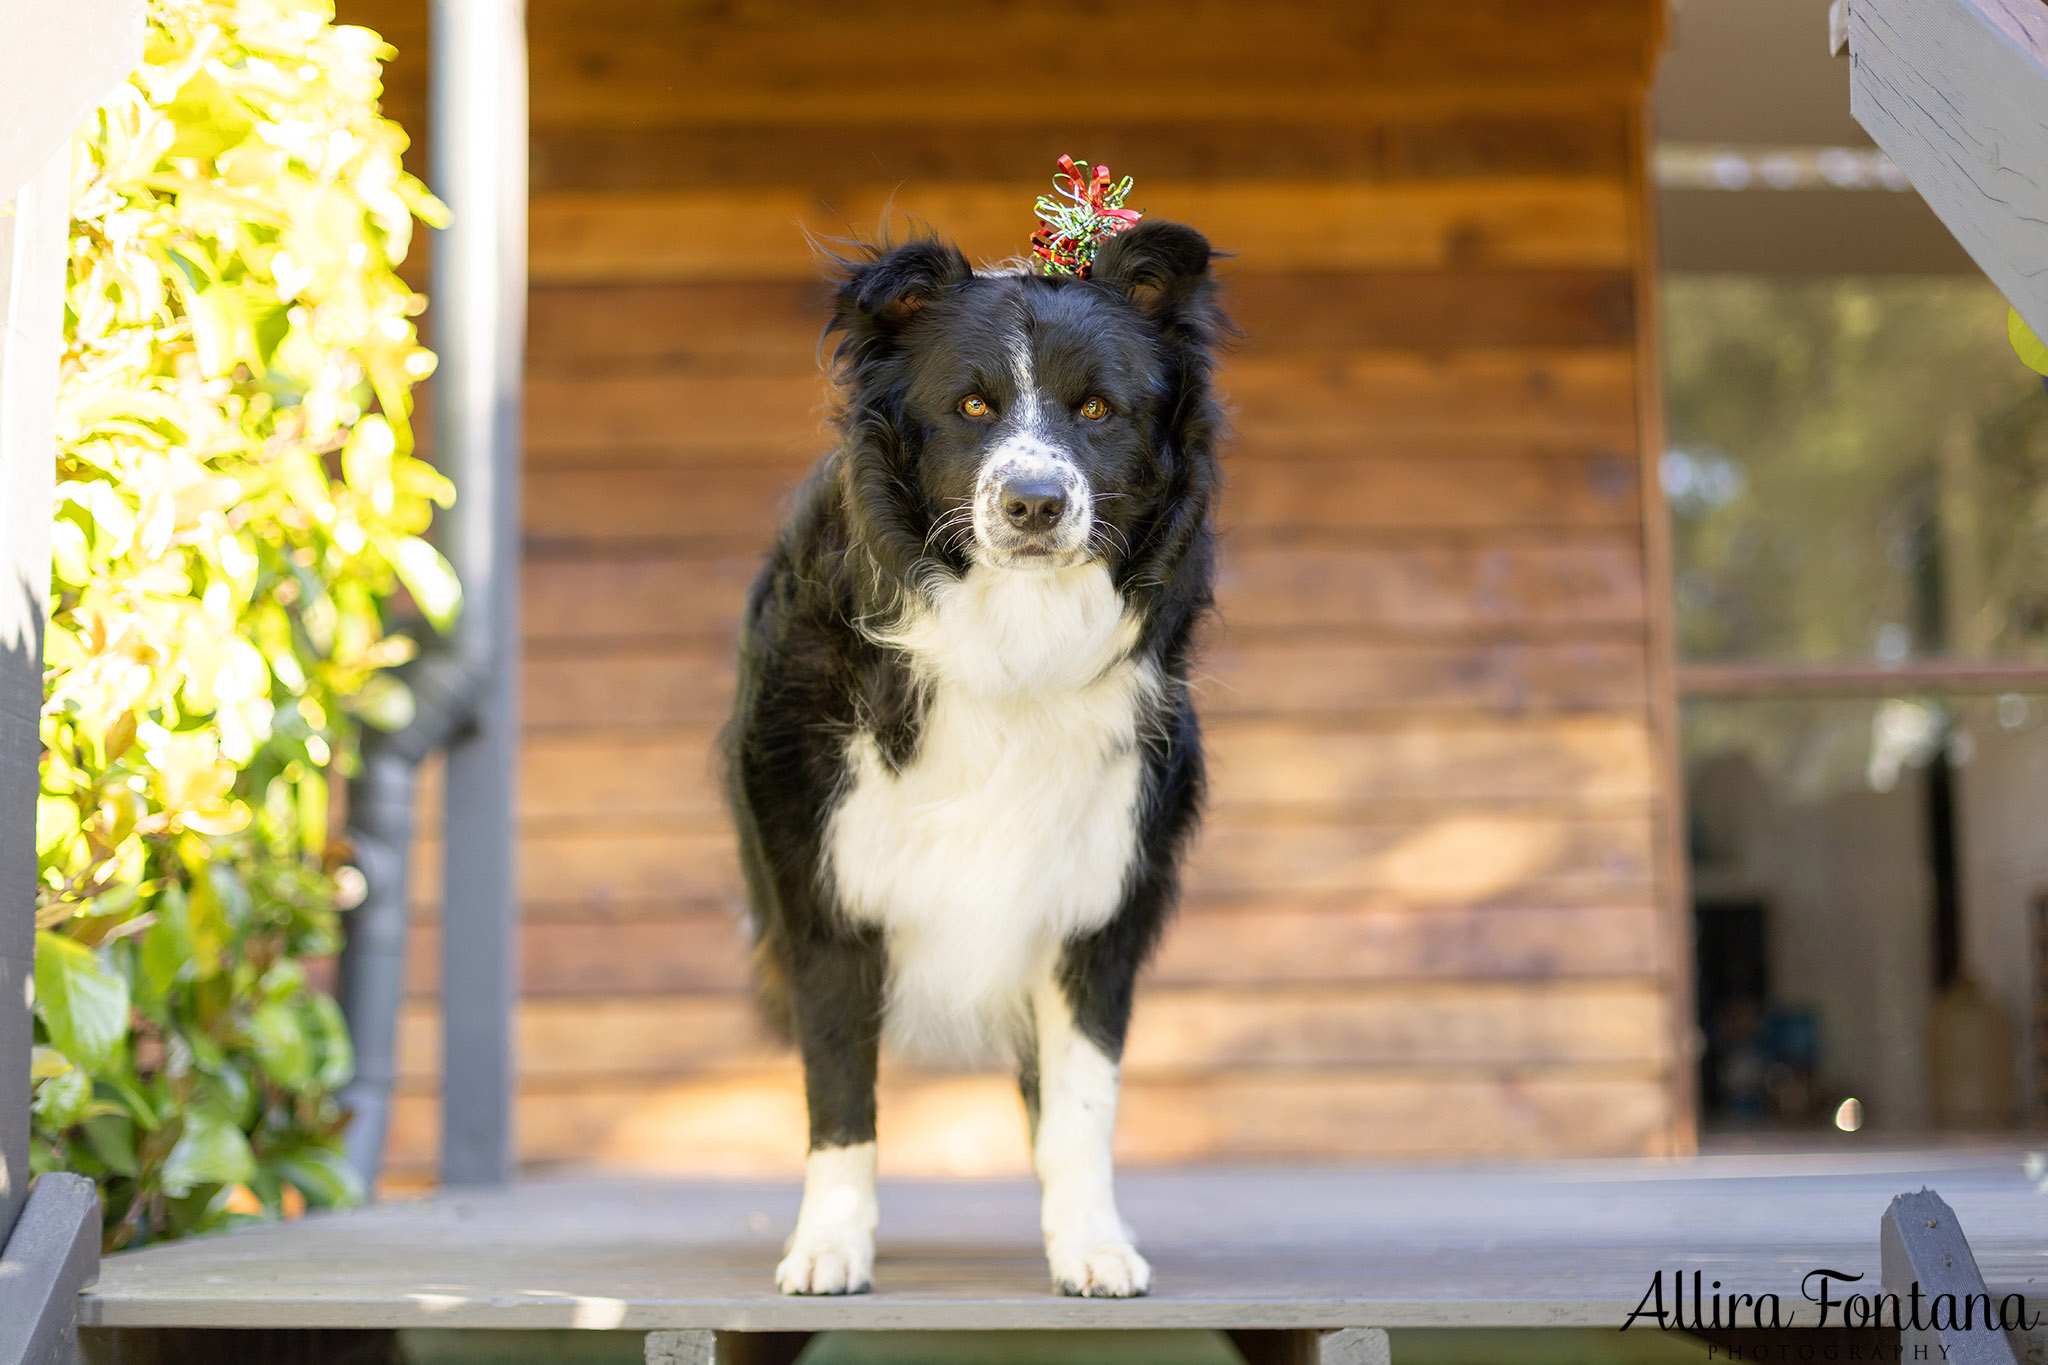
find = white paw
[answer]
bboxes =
[1048,1240,1151,1298]
[774,1228,874,1295]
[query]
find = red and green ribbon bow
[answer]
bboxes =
[1030,155,1142,278]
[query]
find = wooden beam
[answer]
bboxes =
[1678,657,2048,697]
[1846,0,2048,336]
[529,180,1635,283]
[0,0,145,206]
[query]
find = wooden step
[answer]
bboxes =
[76,1157,2044,1333]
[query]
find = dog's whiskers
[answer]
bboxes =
[1089,519,1132,559]
[922,504,977,556]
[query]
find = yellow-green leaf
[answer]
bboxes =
[162,71,255,160]
[342,414,395,495]
[2009,306,2048,376]
[389,535,462,633]
[32,1067,92,1131]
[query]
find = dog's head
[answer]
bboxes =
[826,221,1226,583]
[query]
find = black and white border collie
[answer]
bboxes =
[723,219,1226,1298]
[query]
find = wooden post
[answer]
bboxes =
[0,1173,100,1365]
[0,6,145,1360]
[1626,66,1697,1159]
[0,140,70,1268]
[429,0,528,1188]
[646,1332,814,1365]
[1844,0,2048,337]
[1880,1189,2019,1365]
[0,0,145,1244]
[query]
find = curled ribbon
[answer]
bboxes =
[1030,155,1142,278]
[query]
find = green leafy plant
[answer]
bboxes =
[32,0,449,1248]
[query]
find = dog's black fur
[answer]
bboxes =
[723,219,1228,1161]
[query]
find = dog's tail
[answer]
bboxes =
[747,928,796,1044]
[727,805,798,1046]
[719,667,798,1046]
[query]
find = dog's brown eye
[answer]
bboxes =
[960,395,990,418]
[1080,396,1109,420]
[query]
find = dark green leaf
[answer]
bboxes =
[138,884,193,1005]
[82,1114,141,1178]
[248,1001,313,1091]
[272,1147,366,1209]
[160,1109,256,1197]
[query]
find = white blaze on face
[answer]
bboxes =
[970,336,1091,565]
[1011,341,1043,430]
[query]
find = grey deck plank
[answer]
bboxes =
[79,1150,2048,1332]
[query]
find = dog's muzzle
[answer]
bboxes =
[974,446,1089,566]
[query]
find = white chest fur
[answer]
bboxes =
[825,564,1157,1061]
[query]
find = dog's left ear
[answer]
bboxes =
[1091,220,1215,325]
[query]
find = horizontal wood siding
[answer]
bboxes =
[522,181,1636,281]
[378,1070,1674,1176]
[336,0,1675,1183]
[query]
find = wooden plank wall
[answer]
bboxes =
[337,0,1681,1184]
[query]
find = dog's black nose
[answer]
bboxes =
[1001,480,1067,533]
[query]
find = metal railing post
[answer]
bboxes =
[428,0,527,1189]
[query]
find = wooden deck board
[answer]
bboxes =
[79,1151,2045,1332]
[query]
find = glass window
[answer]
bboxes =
[1666,277,2048,664]
[1665,273,2048,1137]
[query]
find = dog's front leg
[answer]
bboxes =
[777,933,885,1295]
[1029,974,1150,1298]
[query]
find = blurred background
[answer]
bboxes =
[330,0,2046,1188]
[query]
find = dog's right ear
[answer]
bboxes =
[1091,221,1214,325]
[830,237,972,338]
